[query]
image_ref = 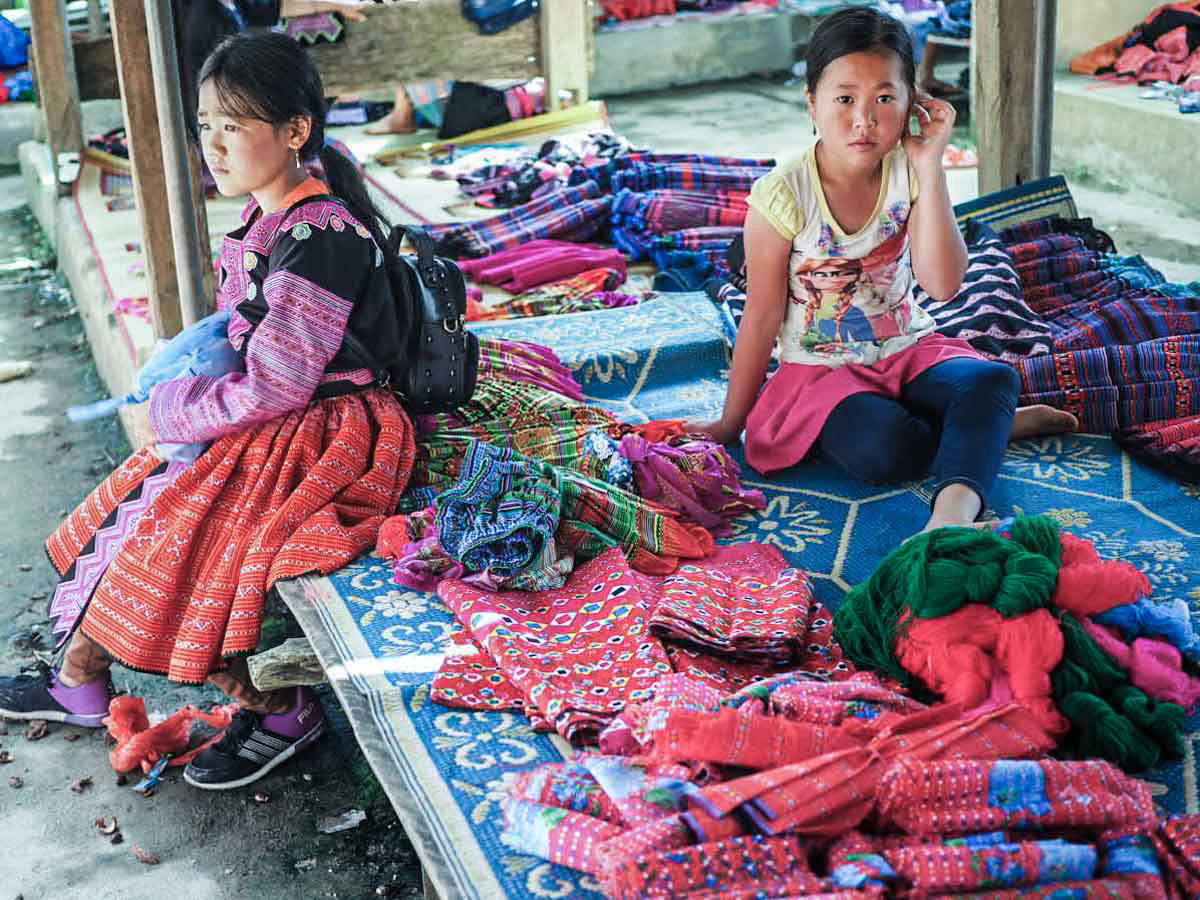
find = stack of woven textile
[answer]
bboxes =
[493,665,1200,897]
[420,152,774,323]
[477,514,1200,896]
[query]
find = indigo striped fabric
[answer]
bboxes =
[917,220,1054,364]
[1018,335,1200,433]
[569,153,775,190]
[421,181,614,259]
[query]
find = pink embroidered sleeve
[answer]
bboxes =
[149,234,359,443]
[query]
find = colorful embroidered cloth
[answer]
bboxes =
[618,433,766,532]
[466,267,641,322]
[1154,814,1200,900]
[508,758,624,824]
[723,670,923,723]
[601,833,826,900]
[647,544,830,665]
[436,548,674,742]
[875,758,1157,835]
[568,153,775,191]
[1018,335,1200,433]
[690,704,1053,837]
[434,440,561,580]
[457,239,626,293]
[421,181,613,259]
[1116,412,1200,482]
[920,219,1054,364]
[500,799,623,876]
[597,672,726,756]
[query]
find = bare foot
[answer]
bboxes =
[918,517,990,535]
[366,88,417,135]
[1010,405,1079,441]
[365,110,418,135]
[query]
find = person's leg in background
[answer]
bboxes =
[365,84,417,135]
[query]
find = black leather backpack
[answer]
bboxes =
[344,225,479,415]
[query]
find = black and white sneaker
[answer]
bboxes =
[183,686,325,790]
[0,663,114,728]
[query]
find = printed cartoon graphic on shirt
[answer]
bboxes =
[791,229,914,347]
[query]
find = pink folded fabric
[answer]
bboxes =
[457,239,627,293]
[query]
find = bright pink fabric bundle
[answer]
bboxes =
[457,239,627,293]
[1082,619,1200,710]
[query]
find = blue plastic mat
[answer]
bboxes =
[278,293,1200,900]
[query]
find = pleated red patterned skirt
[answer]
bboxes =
[46,388,414,683]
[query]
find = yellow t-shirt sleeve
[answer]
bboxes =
[747,170,804,242]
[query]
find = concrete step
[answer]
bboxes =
[592,9,801,96]
[1052,73,1200,215]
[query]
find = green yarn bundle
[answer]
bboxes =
[1053,614,1186,771]
[834,516,1061,686]
[832,515,1186,772]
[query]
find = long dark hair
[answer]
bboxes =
[806,7,916,96]
[197,32,395,262]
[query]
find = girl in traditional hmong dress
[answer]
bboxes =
[1,33,446,790]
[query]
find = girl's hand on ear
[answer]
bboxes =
[902,91,956,172]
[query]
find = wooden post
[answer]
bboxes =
[28,0,83,194]
[171,0,216,312]
[972,0,1038,194]
[144,0,209,329]
[110,0,184,338]
[87,0,105,38]
[539,0,590,110]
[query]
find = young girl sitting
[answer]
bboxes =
[694,7,1076,534]
[0,33,419,790]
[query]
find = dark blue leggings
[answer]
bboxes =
[817,358,1021,509]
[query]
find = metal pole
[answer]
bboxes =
[1031,0,1057,179]
[143,0,207,328]
[87,0,105,38]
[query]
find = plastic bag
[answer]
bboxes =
[460,0,537,35]
[67,309,244,460]
[104,694,239,774]
[0,17,30,69]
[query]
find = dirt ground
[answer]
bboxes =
[0,173,423,900]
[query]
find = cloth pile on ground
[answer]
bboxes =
[477,516,1200,897]
[436,132,635,208]
[457,239,627,293]
[990,215,1200,474]
[466,267,644,322]
[1070,1,1200,114]
[422,152,773,323]
[496,678,1200,897]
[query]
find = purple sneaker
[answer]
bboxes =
[183,686,325,790]
[0,664,113,728]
